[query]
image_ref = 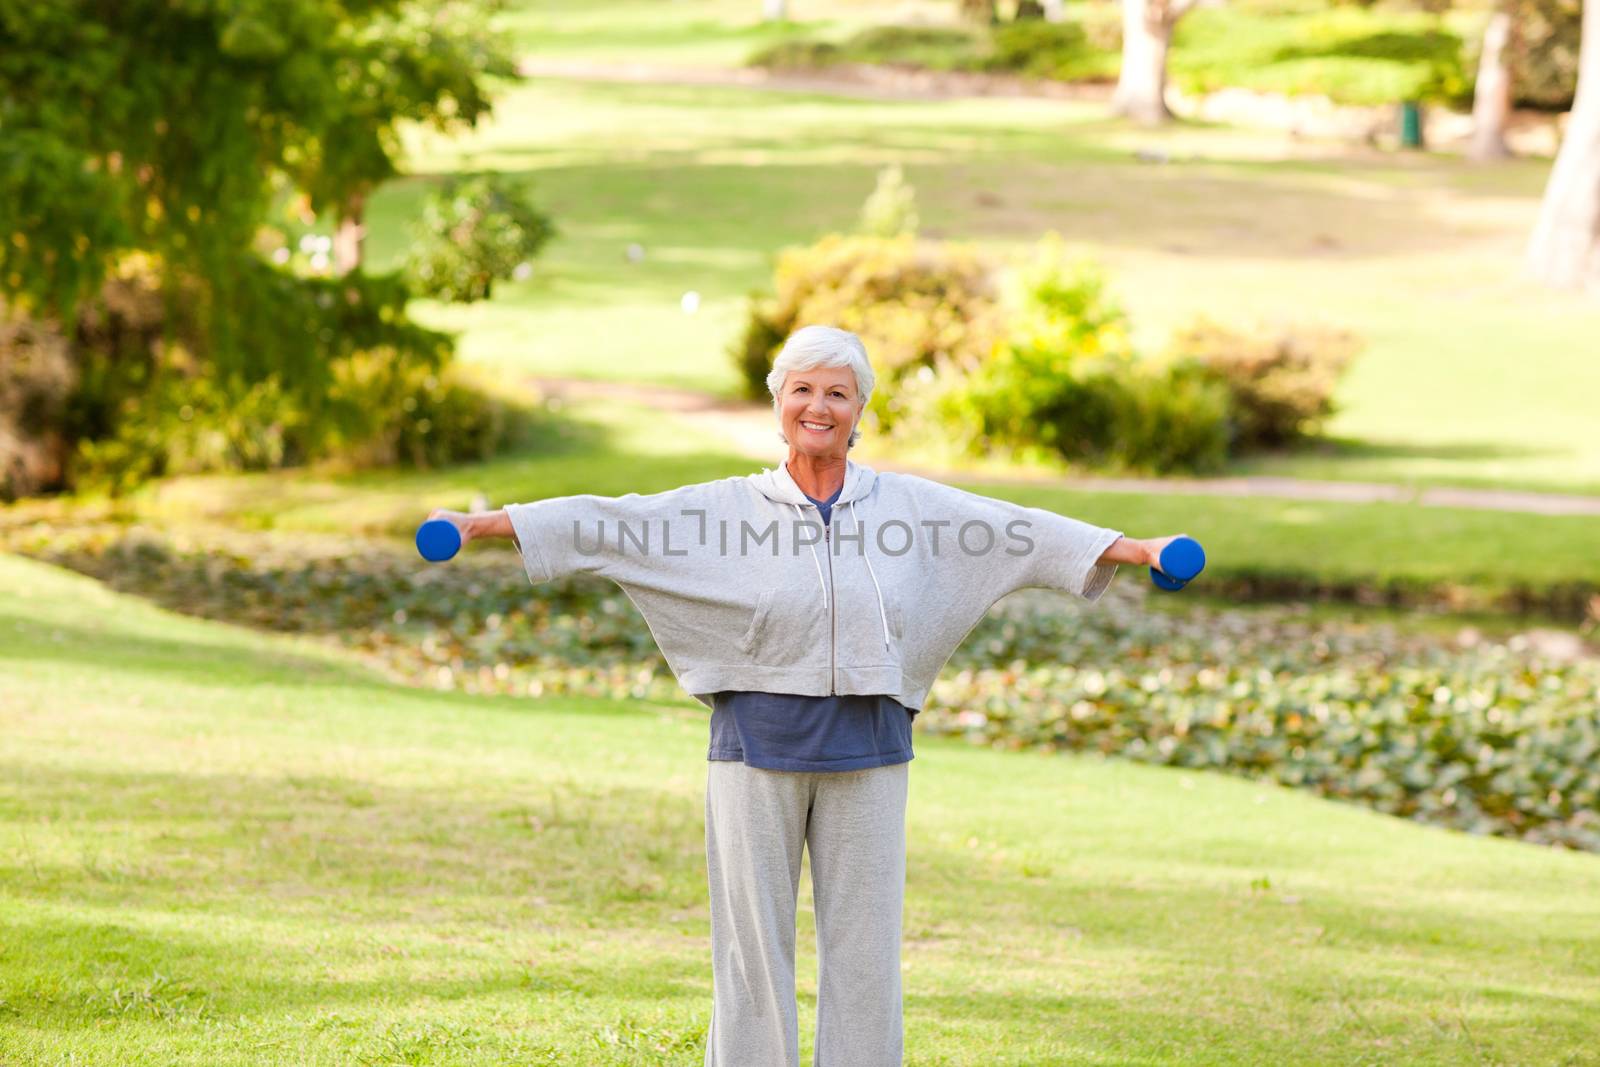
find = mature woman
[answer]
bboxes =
[426,325,1188,1066]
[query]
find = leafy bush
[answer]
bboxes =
[835,25,984,70]
[747,39,843,70]
[729,234,1001,412]
[859,164,919,238]
[1167,316,1360,450]
[14,523,1600,853]
[1109,359,1233,473]
[1508,0,1580,111]
[751,10,1470,106]
[750,25,985,74]
[406,173,556,303]
[4,261,528,497]
[939,352,1231,475]
[984,20,1101,80]
[932,243,1231,473]
[928,589,1600,852]
[330,356,519,470]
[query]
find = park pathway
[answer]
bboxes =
[530,376,1600,518]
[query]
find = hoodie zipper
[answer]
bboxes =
[823,511,836,695]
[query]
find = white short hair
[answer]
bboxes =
[766,326,877,449]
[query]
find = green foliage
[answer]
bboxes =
[0,0,518,323]
[1005,236,1133,361]
[984,20,1101,80]
[939,353,1232,475]
[858,165,919,239]
[736,233,1341,475]
[17,525,1600,854]
[5,262,524,496]
[749,8,1469,105]
[405,173,557,303]
[0,310,76,500]
[728,234,1000,407]
[838,25,985,70]
[931,242,1231,474]
[1172,8,1470,106]
[0,1,524,496]
[1169,317,1361,450]
[1508,0,1581,111]
[1108,359,1234,473]
[929,590,1600,852]
[745,38,844,70]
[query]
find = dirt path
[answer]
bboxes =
[531,377,1600,517]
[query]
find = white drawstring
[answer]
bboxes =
[847,499,892,653]
[790,502,828,611]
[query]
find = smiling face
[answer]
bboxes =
[777,366,862,459]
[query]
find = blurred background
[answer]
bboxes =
[4,0,1600,1063]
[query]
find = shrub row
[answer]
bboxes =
[750,11,1582,111]
[10,523,1597,853]
[1,264,531,500]
[734,232,1358,474]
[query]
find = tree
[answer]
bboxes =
[1113,0,1201,124]
[0,0,520,489]
[1528,0,1600,287]
[1472,0,1520,160]
[0,0,516,365]
[959,0,999,25]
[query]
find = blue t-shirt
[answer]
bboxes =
[708,481,916,772]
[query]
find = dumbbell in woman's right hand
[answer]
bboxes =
[417,510,470,563]
[1149,535,1206,592]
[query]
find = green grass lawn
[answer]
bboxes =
[368,61,1600,495]
[5,553,1600,1065]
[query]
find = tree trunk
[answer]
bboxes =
[763,0,787,20]
[333,191,366,276]
[1113,0,1175,124]
[958,0,997,25]
[1528,0,1600,288]
[1471,3,1517,161]
[1043,0,1067,21]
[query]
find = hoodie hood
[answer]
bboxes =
[750,457,878,507]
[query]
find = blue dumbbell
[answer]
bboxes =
[1150,536,1205,591]
[416,519,462,563]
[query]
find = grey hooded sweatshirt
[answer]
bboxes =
[504,459,1123,712]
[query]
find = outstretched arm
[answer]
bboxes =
[1098,534,1188,569]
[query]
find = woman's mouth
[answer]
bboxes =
[800,421,833,433]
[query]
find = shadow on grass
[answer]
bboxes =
[0,608,375,689]
[6,911,709,1032]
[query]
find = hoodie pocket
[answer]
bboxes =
[737,589,777,656]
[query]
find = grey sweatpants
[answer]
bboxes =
[704,759,909,1067]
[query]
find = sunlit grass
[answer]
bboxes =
[5,553,1600,1064]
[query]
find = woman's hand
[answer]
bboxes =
[426,508,476,547]
[1096,534,1192,569]
[424,507,517,546]
[1143,534,1191,572]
